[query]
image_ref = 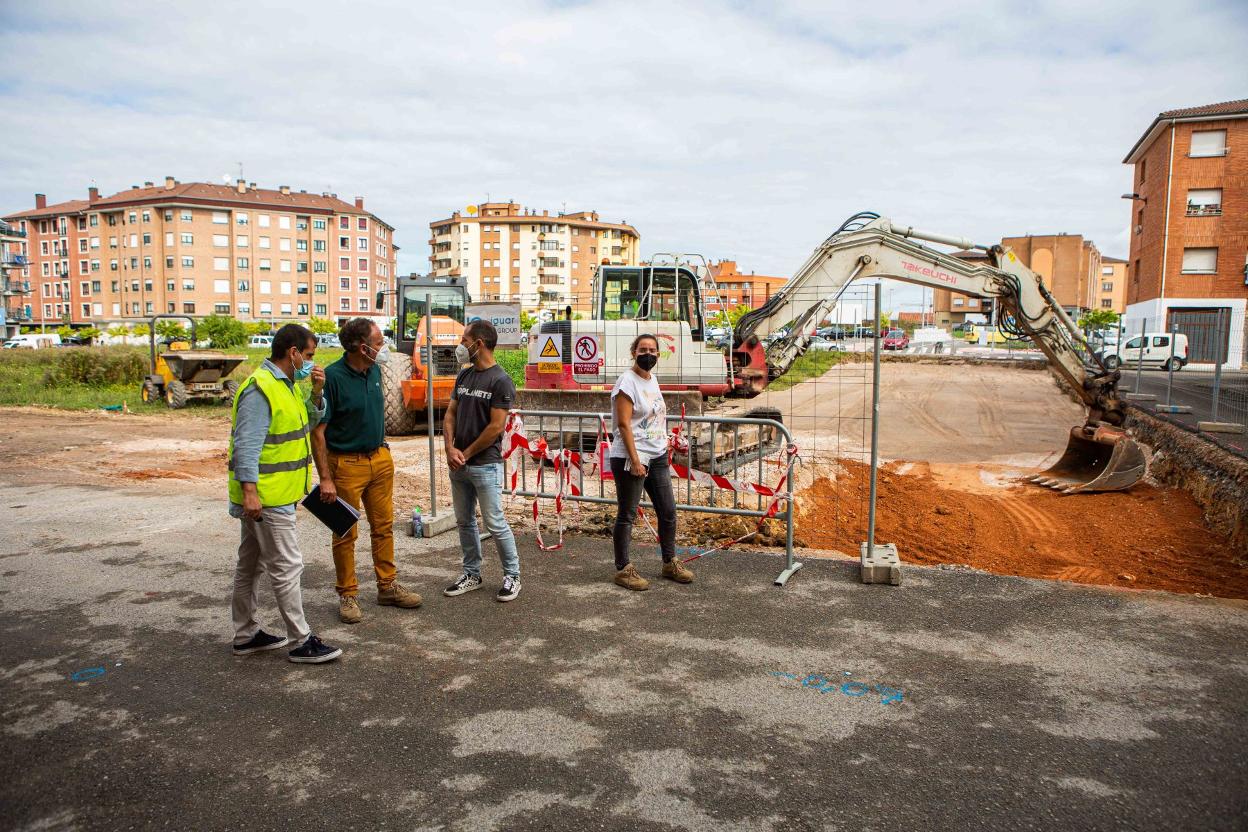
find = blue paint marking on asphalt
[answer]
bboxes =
[70,666,106,682]
[770,670,905,705]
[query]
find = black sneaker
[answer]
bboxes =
[497,575,521,603]
[288,635,343,664]
[444,573,483,597]
[232,630,289,656]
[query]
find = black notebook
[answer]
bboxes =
[301,486,361,537]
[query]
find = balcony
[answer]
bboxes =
[1,253,28,267]
[3,280,32,295]
[3,306,32,322]
[0,221,25,239]
[1186,203,1222,217]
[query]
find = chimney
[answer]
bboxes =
[88,187,99,203]
[131,184,139,190]
[35,193,46,209]
[165,176,175,189]
[354,197,364,209]
[236,178,246,194]
[542,210,548,217]
[144,181,153,188]
[279,185,290,195]
[249,182,256,190]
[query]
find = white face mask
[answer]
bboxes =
[455,343,473,365]
[364,343,389,364]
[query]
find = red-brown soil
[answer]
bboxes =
[796,459,1248,600]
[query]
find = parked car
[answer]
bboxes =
[882,329,910,351]
[248,334,274,348]
[317,333,341,348]
[3,333,61,349]
[1100,332,1188,371]
[805,336,841,352]
[816,326,846,340]
[850,326,876,339]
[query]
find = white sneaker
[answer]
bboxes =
[496,575,521,603]
[444,573,483,597]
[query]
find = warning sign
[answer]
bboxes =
[573,335,601,375]
[535,333,563,374]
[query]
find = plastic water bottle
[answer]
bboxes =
[410,506,423,538]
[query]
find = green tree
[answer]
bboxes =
[56,325,76,341]
[1078,309,1120,330]
[246,321,272,336]
[198,314,247,348]
[132,323,151,338]
[708,304,753,331]
[155,320,189,342]
[106,324,130,344]
[306,316,337,335]
[520,311,538,334]
[78,326,103,345]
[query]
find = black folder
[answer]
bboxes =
[301,486,361,537]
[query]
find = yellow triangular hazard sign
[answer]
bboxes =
[539,338,560,358]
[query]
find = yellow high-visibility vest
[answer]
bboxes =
[227,367,313,507]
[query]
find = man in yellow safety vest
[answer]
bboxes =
[227,323,342,664]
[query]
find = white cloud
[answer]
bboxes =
[1,0,1244,310]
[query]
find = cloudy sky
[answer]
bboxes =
[1,0,1244,309]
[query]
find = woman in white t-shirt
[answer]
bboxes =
[608,334,694,591]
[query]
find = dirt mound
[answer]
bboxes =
[796,459,1248,600]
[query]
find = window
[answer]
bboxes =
[313,240,326,252]
[280,282,292,295]
[1101,265,1113,275]
[165,255,174,268]
[312,218,326,230]
[1181,247,1218,274]
[280,304,292,315]
[339,277,350,290]
[279,238,291,251]
[212,212,228,224]
[236,212,249,226]
[180,210,193,222]
[1186,189,1223,217]
[238,280,249,291]
[90,236,100,250]
[297,261,308,273]
[260,302,272,315]
[1102,281,1114,292]
[1189,130,1227,158]
[340,256,351,270]
[182,279,195,291]
[297,240,308,252]
[1152,336,1170,348]
[297,303,308,315]
[215,303,231,314]
[90,214,99,227]
[143,257,151,269]
[142,233,151,245]
[91,280,101,292]
[236,235,249,247]
[258,214,271,228]
[313,261,326,272]
[339,236,350,249]
[91,260,100,272]
[358,277,368,290]
[79,261,87,275]
[315,303,327,315]
[357,237,367,251]
[238,302,251,315]
[213,234,229,247]
[128,212,137,224]
[953,297,964,307]
[278,216,290,230]
[297,284,309,295]
[214,257,229,271]
[359,297,369,312]
[280,260,292,273]
[340,297,351,311]
[259,280,272,293]
[182,256,194,268]
[258,236,270,249]
[130,257,138,269]
[80,281,90,295]
[183,302,196,313]
[164,232,174,247]
[181,233,193,245]
[167,280,175,291]
[82,303,91,318]
[237,257,249,268]
[78,238,87,253]
[259,259,271,270]
[339,216,350,230]
[314,283,327,294]
[1136,208,1144,233]
[358,258,368,272]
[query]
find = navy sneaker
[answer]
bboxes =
[232,630,289,656]
[288,635,343,664]
[496,575,521,603]
[444,573,483,597]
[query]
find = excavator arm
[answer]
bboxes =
[732,212,1150,493]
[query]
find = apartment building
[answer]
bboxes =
[1123,98,1247,366]
[934,249,991,326]
[428,202,638,313]
[1096,256,1127,313]
[1,218,32,340]
[704,260,787,313]
[3,178,397,328]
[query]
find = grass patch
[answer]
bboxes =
[767,349,852,392]
[495,348,527,388]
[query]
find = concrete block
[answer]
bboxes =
[859,542,901,586]
[420,512,458,538]
[1198,421,1246,435]
[1154,404,1193,414]
[1124,393,1157,402]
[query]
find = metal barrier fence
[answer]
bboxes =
[1088,310,1247,451]
[503,408,803,586]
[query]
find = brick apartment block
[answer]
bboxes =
[3,178,397,329]
[1123,98,1248,367]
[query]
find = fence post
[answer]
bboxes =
[426,293,437,512]
[1134,317,1146,393]
[1211,308,1226,422]
[1166,321,1177,407]
[860,284,899,584]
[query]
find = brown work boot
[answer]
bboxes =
[377,582,423,609]
[339,595,363,624]
[614,563,650,591]
[662,558,695,584]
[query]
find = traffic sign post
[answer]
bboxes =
[536,333,563,374]
[572,334,601,375]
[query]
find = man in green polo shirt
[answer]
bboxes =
[311,317,423,624]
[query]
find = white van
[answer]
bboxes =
[248,334,274,348]
[1101,332,1188,371]
[3,333,62,349]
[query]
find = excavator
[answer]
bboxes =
[526,212,1150,493]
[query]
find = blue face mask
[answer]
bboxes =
[294,355,315,381]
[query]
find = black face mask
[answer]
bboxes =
[636,353,658,371]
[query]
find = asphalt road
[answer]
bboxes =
[2,482,1246,831]
[1125,367,1248,457]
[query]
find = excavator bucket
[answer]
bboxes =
[1027,425,1151,494]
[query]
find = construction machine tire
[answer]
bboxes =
[140,378,158,403]
[165,379,188,409]
[379,354,418,436]
[222,379,240,404]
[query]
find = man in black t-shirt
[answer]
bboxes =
[442,320,522,602]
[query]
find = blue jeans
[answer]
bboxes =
[450,462,520,578]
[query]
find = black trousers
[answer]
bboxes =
[611,454,677,570]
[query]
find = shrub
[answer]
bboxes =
[43,347,149,387]
[198,314,248,348]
